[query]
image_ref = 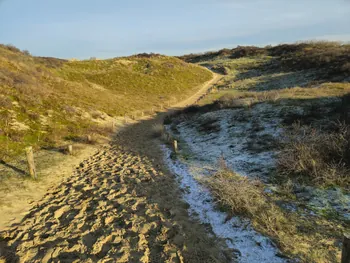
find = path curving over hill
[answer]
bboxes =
[0,73,229,263]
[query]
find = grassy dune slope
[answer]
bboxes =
[0,45,212,160]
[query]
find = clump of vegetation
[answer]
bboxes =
[151,123,165,138]
[278,122,350,188]
[229,46,267,59]
[205,170,266,217]
[204,168,344,262]
[196,117,221,133]
[270,41,350,77]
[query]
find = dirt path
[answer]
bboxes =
[173,73,221,108]
[0,73,229,263]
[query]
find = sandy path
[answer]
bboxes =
[0,73,229,263]
[173,73,221,108]
[0,144,100,230]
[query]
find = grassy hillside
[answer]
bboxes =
[0,44,212,160]
[173,41,350,262]
[181,41,350,80]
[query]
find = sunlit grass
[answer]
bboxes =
[0,45,212,160]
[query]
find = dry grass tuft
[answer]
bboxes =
[204,170,265,217]
[204,168,344,262]
[278,122,350,188]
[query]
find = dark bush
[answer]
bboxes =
[229,46,267,59]
[182,105,201,114]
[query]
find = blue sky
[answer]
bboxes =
[0,0,350,59]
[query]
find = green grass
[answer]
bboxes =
[0,44,212,160]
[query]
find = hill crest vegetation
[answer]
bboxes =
[0,44,212,160]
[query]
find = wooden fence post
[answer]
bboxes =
[25,146,37,179]
[342,233,350,263]
[68,145,73,155]
[173,140,178,153]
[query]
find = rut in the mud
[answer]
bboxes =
[0,145,230,263]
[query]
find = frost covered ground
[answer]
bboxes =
[174,104,282,179]
[163,147,288,263]
[163,101,349,262]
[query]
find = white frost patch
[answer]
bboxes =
[162,146,287,263]
[174,104,282,180]
[169,102,350,220]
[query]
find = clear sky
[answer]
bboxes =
[1,0,350,59]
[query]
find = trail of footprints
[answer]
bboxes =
[1,146,187,263]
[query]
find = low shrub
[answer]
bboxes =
[151,123,165,138]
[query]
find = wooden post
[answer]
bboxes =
[68,145,73,155]
[173,140,178,153]
[25,147,37,179]
[342,233,350,263]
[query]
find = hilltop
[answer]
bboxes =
[180,41,350,81]
[0,44,212,160]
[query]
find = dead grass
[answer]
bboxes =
[197,82,350,111]
[204,170,266,217]
[278,122,350,188]
[204,168,344,263]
